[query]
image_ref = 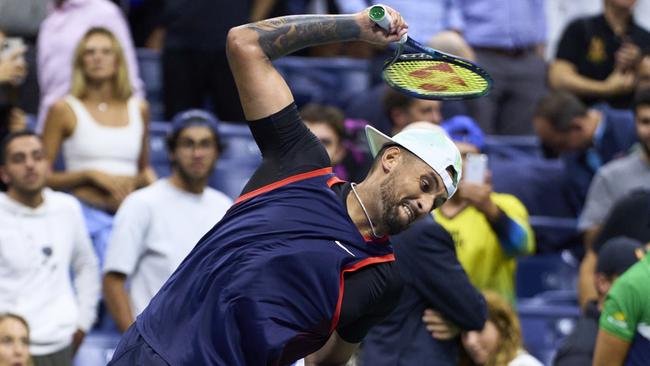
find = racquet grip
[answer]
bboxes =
[368,5,408,44]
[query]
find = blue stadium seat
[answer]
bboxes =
[73,331,121,366]
[483,135,543,159]
[516,251,579,299]
[273,56,371,109]
[148,122,172,178]
[517,302,580,366]
[209,123,261,199]
[136,48,164,121]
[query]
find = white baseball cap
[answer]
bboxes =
[365,124,462,201]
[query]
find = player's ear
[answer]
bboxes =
[380,145,402,173]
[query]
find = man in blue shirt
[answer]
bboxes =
[456,0,547,135]
[108,6,464,366]
[532,91,637,217]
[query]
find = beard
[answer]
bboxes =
[175,161,214,186]
[379,173,411,235]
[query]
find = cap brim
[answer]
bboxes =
[365,125,395,157]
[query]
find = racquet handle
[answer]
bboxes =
[368,5,408,44]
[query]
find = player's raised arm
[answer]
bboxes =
[226,7,407,121]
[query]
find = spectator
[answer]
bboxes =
[300,103,372,183]
[36,0,143,131]
[383,87,443,134]
[41,27,155,264]
[532,91,637,215]
[554,237,646,366]
[0,313,31,366]
[459,291,543,366]
[0,131,99,366]
[0,28,27,139]
[159,0,272,121]
[593,247,650,365]
[362,121,486,366]
[435,118,535,302]
[0,0,47,115]
[549,0,650,109]
[575,88,650,308]
[456,0,547,135]
[102,110,232,333]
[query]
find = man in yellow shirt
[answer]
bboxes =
[434,117,535,302]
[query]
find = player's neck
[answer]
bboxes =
[347,182,384,238]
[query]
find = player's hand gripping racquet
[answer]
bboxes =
[369,5,492,100]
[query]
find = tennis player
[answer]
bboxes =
[108,6,461,366]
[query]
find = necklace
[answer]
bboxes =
[97,102,108,112]
[350,182,381,238]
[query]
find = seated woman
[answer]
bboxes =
[460,291,543,366]
[0,313,31,366]
[42,27,155,263]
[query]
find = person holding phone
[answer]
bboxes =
[434,116,535,303]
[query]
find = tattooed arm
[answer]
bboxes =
[226,7,408,120]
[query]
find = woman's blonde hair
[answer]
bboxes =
[483,290,523,366]
[0,313,33,366]
[70,27,132,101]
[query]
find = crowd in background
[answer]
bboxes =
[0,0,649,365]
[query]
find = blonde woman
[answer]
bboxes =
[0,314,31,366]
[460,291,543,366]
[42,27,155,262]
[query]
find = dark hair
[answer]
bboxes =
[383,87,416,122]
[299,103,346,140]
[633,87,650,113]
[0,129,40,165]
[534,91,588,131]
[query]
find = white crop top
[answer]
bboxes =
[62,95,144,176]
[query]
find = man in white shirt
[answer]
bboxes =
[102,110,233,333]
[0,130,100,366]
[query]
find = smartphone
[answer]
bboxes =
[0,37,25,61]
[464,153,488,184]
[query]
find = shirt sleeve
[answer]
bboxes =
[395,216,487,330]
[491,194,535,257]
[446,0,464,31]
[599,278,641,342]
[577,170,614,232]
[241,103,331,195]
[70,201,101,332]
[103,194,151,276]
[555,18,585,63]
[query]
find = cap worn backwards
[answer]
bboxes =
[170,109,220,136]
[364,124,462,201]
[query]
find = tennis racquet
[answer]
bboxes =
[369,5,493,100]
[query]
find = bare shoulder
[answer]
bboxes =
[45,99,76,132]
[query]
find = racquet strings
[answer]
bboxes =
[383,56,490,99]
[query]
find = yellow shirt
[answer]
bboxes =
[434,193,535,302]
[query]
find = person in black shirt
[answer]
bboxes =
[549,0,650,109]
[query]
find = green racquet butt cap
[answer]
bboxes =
[369,5,386,21]
[365,124,462,201]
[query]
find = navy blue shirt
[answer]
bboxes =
[362,215,487,366]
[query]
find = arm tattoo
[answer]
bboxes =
[246,15,361,60]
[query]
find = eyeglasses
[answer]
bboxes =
[177,139,216,151]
